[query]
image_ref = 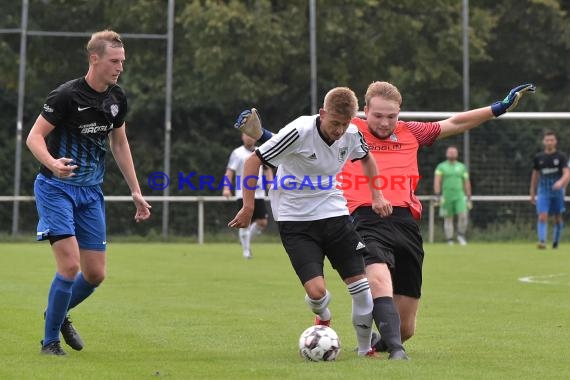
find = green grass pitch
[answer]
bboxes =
[1,242,569,379]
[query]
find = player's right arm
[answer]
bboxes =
[222,169,234,198]
[26,115,77,178]
[529,169,539,205]
[433,165,443,204]
[228,153,262,228]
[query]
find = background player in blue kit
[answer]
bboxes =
[26,30,151,355]
[530,130,570,249]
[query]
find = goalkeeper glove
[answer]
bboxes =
[491,84,536,117]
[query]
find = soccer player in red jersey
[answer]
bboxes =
[342,81,534,358]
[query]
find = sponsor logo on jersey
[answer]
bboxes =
[368,143,402,151]
[79,122,113,134]
[355,241,366,250]
[77,106,92,111]
[43,104,54,113]
[308,153,317,160]
[541,167,559,175]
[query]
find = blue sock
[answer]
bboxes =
[44,273,74,346]
[537,221,547,243]
[68,272,98,311]
[259,128,273,144]
[553,222,563,245]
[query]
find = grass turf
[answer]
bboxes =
[0,242,569,379]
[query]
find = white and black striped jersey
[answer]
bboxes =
[255,115,368,221]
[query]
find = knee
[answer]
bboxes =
[538,214,548,222]
[60,263,80,279]
[368,275,392,297]
[83,270,106,286]
[305,284,327,300]
[256,219,268,229]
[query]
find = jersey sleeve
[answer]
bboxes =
[255,124,300,168]
[533,155,540,170]
[406,121,441,146]
[560,153,569,169]
[226,149,240,171]
[434,163,443,175]
[348,129,369,162]
[462,165,470,179]
[40,86,73,127]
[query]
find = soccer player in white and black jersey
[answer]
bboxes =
[229,87,392,357]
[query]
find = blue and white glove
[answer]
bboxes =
[491,84,536,117]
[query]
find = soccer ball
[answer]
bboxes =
[298,325,341,361]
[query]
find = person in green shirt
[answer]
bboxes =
[434,146,472,245]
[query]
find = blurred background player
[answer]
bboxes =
[223,133,272,259]
[434,146,472,245]
[530,130,570,249]
[229,87,393,358]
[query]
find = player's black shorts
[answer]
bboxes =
[351,206,424,298]
[277,215,367,285]
[236,198,268,221]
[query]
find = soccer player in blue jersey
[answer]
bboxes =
[530,130,569,249]
[26,30,151,355]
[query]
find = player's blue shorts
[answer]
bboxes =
[34,174,107,251]
[536,190,566,215]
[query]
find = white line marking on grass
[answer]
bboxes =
[518,273,569,286]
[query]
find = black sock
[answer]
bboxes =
[372,297,404,352]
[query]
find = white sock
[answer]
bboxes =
[348,278,373,355]
[457,213,468,236]
[444,218,454,240]
[238,228,250,252]
[249,222,263,238]
[305,290,332,321]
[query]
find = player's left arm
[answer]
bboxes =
[553,166,570,190]
[437,84,535,140]
[228,152,262,228]
[359,154,392,217]
[109,124,151,222]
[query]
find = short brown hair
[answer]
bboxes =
[323,87,359,118]
[86,30,123,58]
[543,129,557,139]
[365,81,402,106]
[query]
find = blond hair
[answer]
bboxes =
[86,30,123,58]
[365,81,402,106]
[323,87,359,118]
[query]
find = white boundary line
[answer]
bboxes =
[518,273,569,285]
